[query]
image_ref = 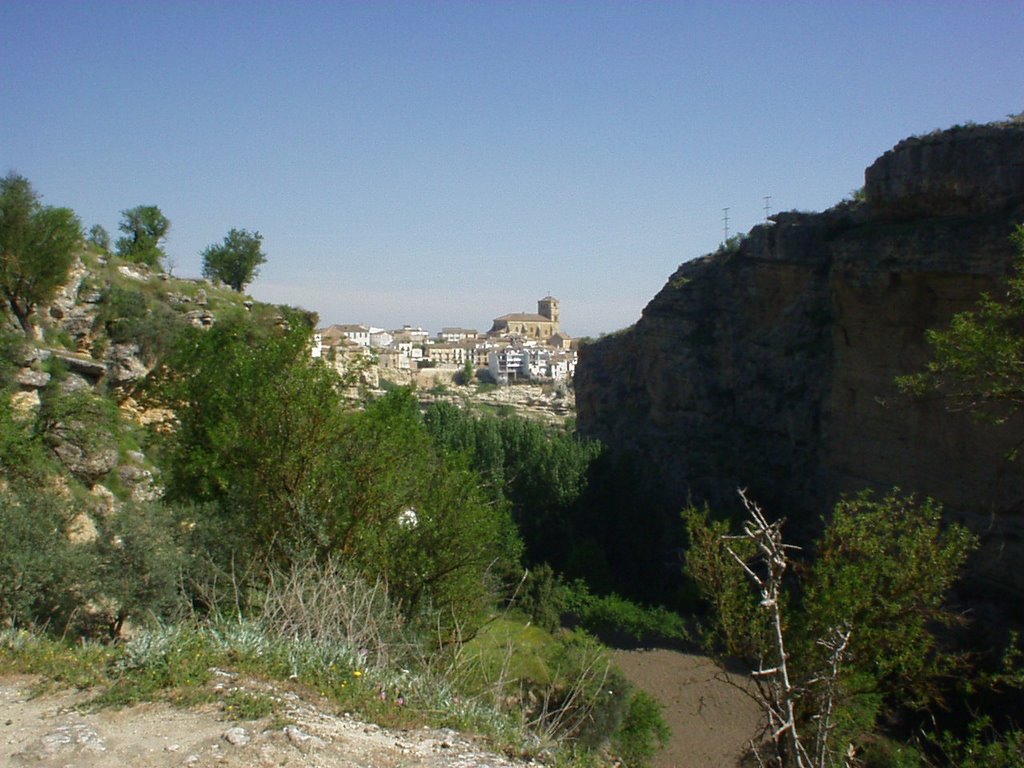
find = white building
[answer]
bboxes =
[487,346,528,384]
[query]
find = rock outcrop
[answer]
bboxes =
[575,121,1024,614]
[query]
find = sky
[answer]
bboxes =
[2,2,1023,338]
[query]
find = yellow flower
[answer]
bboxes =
[353,670,362,677]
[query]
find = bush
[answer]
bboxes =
[93,502,189,638]
[526,631,631,749]
[684,489,978,766]
[0,485,95,633]
[565,580,690,645]
[612,689,671,768]
[514,563,567,632]
[97,285,186,364]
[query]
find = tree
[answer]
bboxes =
[87,224,111,253]
[0,173,82,333]
[159,318,519,627]
[116,205,169,267]
[200,228,266,291]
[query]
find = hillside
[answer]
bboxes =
[574,119,1024,618]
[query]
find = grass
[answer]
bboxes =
[0,561,674,767]
[0,616,637,763]
[459,616,555,688]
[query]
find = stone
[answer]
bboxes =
[106,342,150,384]
[67,510,98,544]
[52,439,118,485]
[15,368,50,389]
[35,723,106,754]
[118,264,151,281]
[223,726,250,746]
[9,390,40,417]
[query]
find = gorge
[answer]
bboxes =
[575,120,1024,618]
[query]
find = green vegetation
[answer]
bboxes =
[10,172,1024,767]
[87,223,111,253]
[0,172,82,332]
[201,227,267,291]
[116,205,169,267]
[1,173,676,766]
[716,231,746,255]
[684,491,978,766]
[159,321,519,631]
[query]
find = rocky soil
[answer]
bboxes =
[0,674,539,768]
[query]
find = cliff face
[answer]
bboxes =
[575,122,1024,607]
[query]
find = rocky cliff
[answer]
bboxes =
[575,121,1024,611]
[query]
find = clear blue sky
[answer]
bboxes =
[3,1,1022,337]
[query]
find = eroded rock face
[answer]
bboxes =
[575,122,1024,615]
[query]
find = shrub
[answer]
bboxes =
[0,485,95,633]
[93,502,189,638]
[161,321,519,631]
[526,631,630,749]
[97,285,186,364]
[684,489,977,766]
[612,689,671,768]
[515,563,567,632]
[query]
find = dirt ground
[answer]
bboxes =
[613,648,763,768]
[0,673,537,768]
[1,650,761,768]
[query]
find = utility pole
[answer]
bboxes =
[722,207,730,242]
[764,195,772,220]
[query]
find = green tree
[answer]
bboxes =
[201,227,267,291]
[0,173,82,333]
[116,205,169,268]
[160,318,518,626]
[87,224,111,253]
[0,484,95,633]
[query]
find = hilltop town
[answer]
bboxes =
[313,295,579,389]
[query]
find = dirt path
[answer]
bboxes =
[613,649,762,768]
[0,674,539,768]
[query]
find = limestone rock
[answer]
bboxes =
[67,510,98,544]
[8,390,40,417]
[15,368,50,389]
[575,120,1024,621]
[865,121,1024,219]
[117,264,151,281]
[51,439,118,486]
[105,342,150,384]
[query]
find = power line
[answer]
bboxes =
[764,195,772,220]
[722,207,730,241]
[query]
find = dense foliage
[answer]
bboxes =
[159,319,520,629]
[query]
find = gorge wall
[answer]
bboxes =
[575,121,1024,612]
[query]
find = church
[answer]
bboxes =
[488,296,560,340]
